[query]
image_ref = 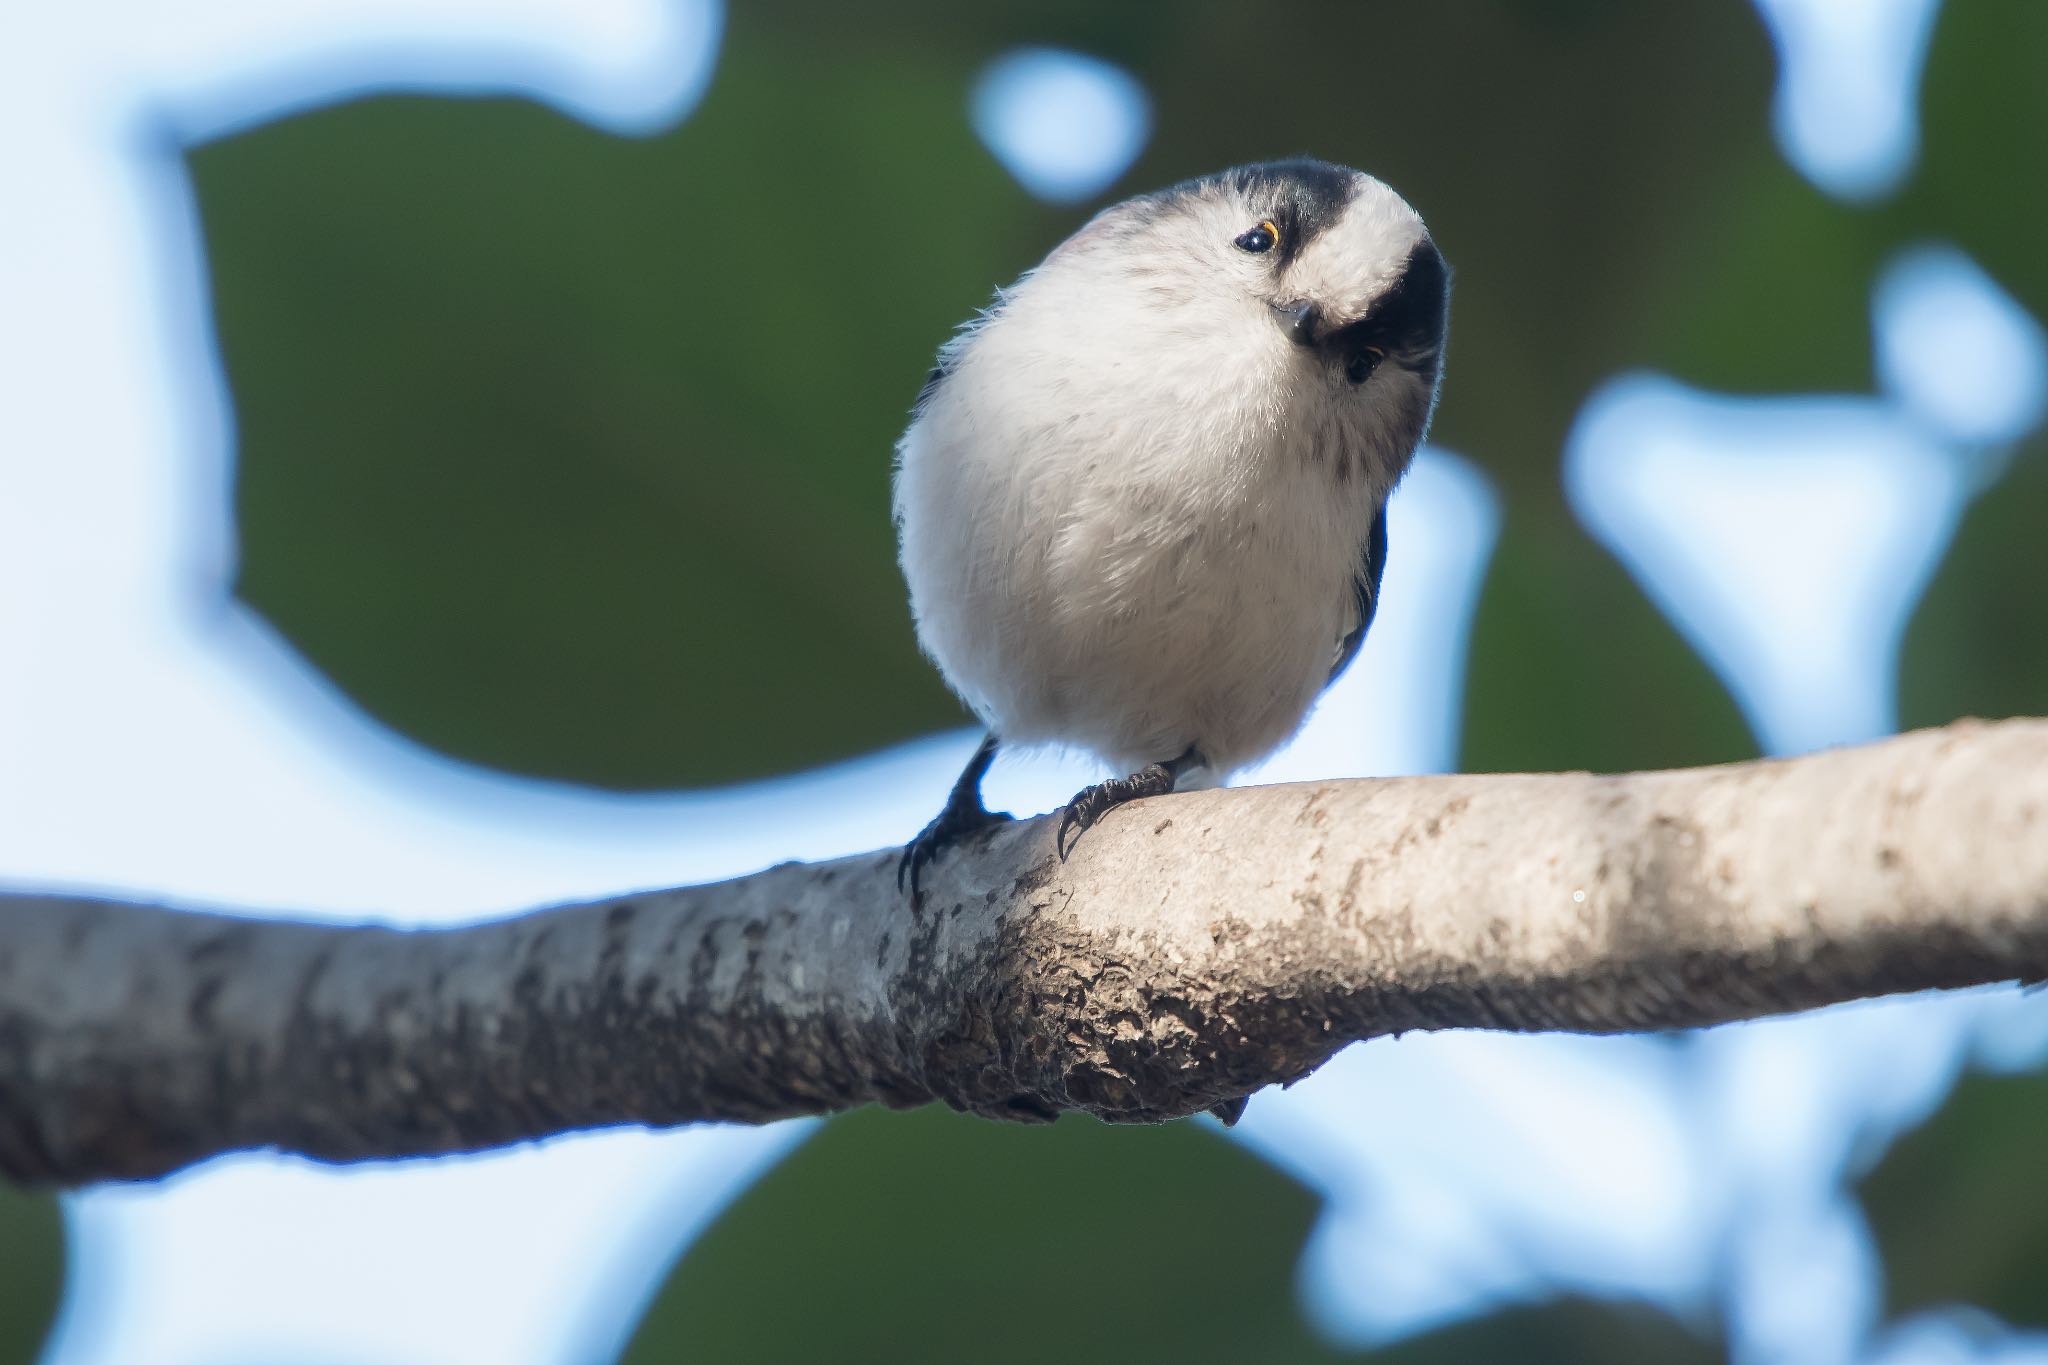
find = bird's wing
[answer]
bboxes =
[1327,501,1389,687]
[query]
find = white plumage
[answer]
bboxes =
[894,159,1447,883]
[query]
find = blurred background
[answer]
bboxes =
[2,0,2047,1360]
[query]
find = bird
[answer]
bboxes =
[893,157,1448,895]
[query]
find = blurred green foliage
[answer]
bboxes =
[621,1104,1721,1364]
[1896,0,2048,728]
[190,0,1798,788]
[1903,448,2048,728]
[157,0,2048,1358]
[192,44,1039,785]
[183,0,2048,786]
[1860,1071,2048,1331]
[0,1186,63,1364]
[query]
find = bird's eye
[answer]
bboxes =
[1234,219,1279,254]
[1345,346,1387,385]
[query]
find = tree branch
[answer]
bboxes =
[3,718,2044,1186]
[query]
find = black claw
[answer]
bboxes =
[1057,762,1177,860]
[898,802,1010,896]
[899,734,1010,898]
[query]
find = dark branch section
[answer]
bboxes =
[2,718,2045,1187]
[0,884,904,1183]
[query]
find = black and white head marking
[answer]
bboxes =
[1169,158,1451,392]
[914,157,1448,437]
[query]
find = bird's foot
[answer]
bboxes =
[1057,762,1178,860]
[898,801,1011,897]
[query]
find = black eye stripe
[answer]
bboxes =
[1322,239,1450,360]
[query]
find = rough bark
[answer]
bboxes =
[2,718,2044,1187]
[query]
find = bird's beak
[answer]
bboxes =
[1273,299,1321,348]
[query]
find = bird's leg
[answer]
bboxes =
[1058,746,1203,860]
[899,733,1010,896]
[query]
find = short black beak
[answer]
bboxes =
[1273,299,1320,348]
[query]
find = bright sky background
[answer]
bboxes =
[3,0,2046,1361]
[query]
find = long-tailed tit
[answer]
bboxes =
[895,159,1449,892]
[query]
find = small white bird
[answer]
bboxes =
[894,158,1448,892]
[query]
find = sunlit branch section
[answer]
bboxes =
[2,717,2043,1188]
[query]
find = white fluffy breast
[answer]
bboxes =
[894,169,1434,778]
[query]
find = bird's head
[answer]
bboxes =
[914,159,1448,491]
[1019,158,1449,470]
[1143,158,1447,388]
